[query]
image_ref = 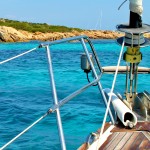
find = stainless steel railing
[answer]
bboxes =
[0,35,115,150]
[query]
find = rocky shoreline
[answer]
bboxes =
[0,26,150,42]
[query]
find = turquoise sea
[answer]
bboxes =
[0,40,149,150]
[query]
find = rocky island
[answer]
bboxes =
[0,26,125,42]
[0,19,149,42]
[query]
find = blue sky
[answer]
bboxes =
[0,0,150,30]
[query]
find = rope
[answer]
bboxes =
[96,38,125,150]
[0,47,38,65]
[118,0,128,10]
[86,72,98,86]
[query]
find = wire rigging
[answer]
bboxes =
[118,0,128,10]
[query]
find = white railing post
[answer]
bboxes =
[80,38,115,124]
[45,45,66,150]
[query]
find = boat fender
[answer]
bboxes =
[103,88,137,128]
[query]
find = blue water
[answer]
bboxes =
[0,40,149,150]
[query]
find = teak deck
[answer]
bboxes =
[99,122,150,150]
[78,122,150,150]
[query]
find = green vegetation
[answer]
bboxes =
[0,18,82,33]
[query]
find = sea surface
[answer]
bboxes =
[0,39,149,150]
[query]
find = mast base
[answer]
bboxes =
[116,23,150,47]
[117,37,150,47]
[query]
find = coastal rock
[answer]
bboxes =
[0,26,27,42]
[0,26,150,42]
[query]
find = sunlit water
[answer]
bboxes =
[0,40,149,149]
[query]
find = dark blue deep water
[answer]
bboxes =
[0,40,149,150]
